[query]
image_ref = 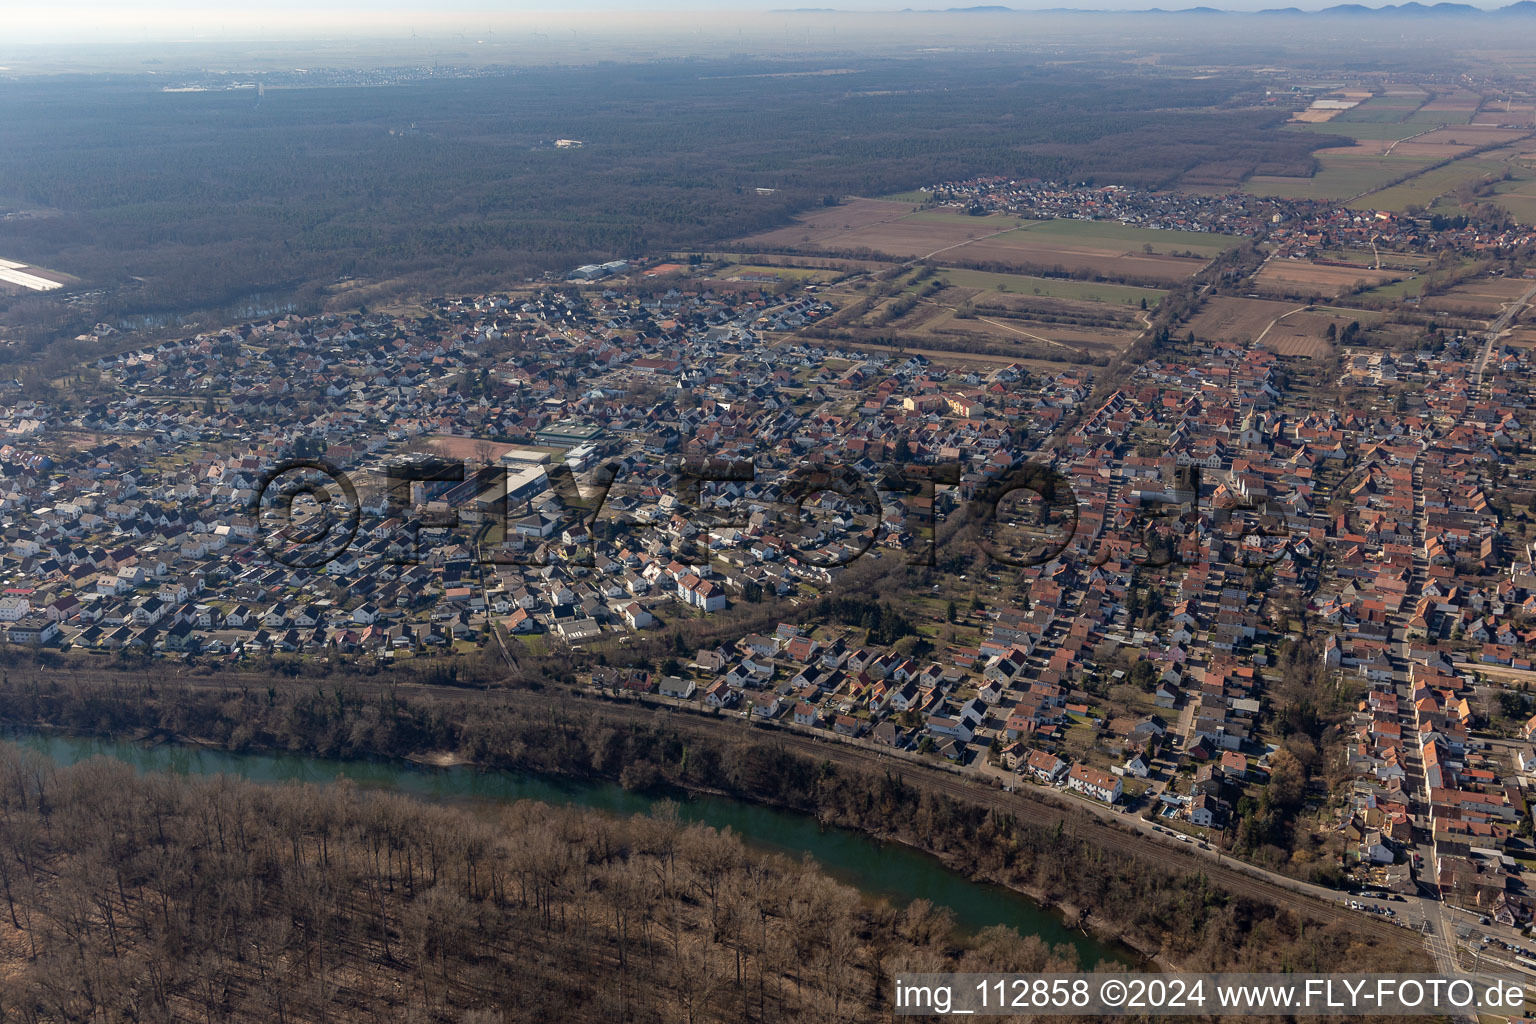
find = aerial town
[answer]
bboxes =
[9,161,1536,984]
[24,22,1536,1019]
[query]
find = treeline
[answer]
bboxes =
[0,674,1426,980]
[0,743,1099,1024]
[810,596,918,647]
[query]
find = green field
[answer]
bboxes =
[1361,276,1426,301]
[1292,121,1435,141]
[1492,192,1536,227]
[1350,156,1513,212]
[1485,172,1536,227]
[711,263,832,281]
[938,267,1165,306]
[1011,217,1240,256]
[1245,153,1438,201]
[1334,93,1425,123]
[896,208,1240,256]
[1310,248,1433,271]
[881,190,932,204]
[1403,109,1473,126]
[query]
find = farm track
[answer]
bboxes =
[4,663,1419,952]
[1252,304,1309,347]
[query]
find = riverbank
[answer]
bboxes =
[4,725,1134,968]
[2,741,1054,1024]
[0,670,1429,976]
[204,730,1165,964]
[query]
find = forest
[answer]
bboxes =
[0,742,1103,1023]
[0,55,1324,339]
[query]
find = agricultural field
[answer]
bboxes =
[1245,148,1437,201]
[1294,121,1435,142]
[738,198,925,248]
[707,263,838,284]
[815,256,1153,366]
[1262,307,1383,358]
[1290,89,1374,124]
[0,257,72,293]
[1477,100,1536,127]
[1188,296,1381,358]
[1254,113,1527,208]
[1361,275,1428,301]
[1291,108,1345,125]
[1311,248,1432,273]
[705,252,890,274]
[736,203,1237,285]
[1420,275,1536,316]
[1486,167,1536,226]
[1353,153,1527,213]
[1504,325,1536,352]
[1187,296,1305,341]
[935,267,1165,307]
[1411,125,1527,149]
[743,209,997,258]
[1334,90,1428,124]
[1407,89,1483,125]
[953,317,1138,362]
[874,290,1141,363]
[824,338,1064,372]
[990,216,1237,258]
[1253,258,1403,298]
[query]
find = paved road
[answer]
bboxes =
[1471,279,1536,391]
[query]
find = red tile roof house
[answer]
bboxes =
[1066,763,1123,804]
[1023,748,1067,784]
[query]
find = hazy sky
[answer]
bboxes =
[0,0,1517,44]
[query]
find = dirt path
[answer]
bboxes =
[920,224,1024,261]
[1253,304,1309,347]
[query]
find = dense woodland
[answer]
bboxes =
[0,671,1428,994]
[0,744,1103,1023]
[0,56,1324,349]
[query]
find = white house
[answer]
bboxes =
[6,617,59,645]
[1066,764,1122,804]
[1360,830,1393,865]
[926,714,974,743]
[1024,749,1067,784]
[658,676,696,700]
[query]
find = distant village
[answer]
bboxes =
[921,176,1536,258]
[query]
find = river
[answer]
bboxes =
[6,730,1128,967]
